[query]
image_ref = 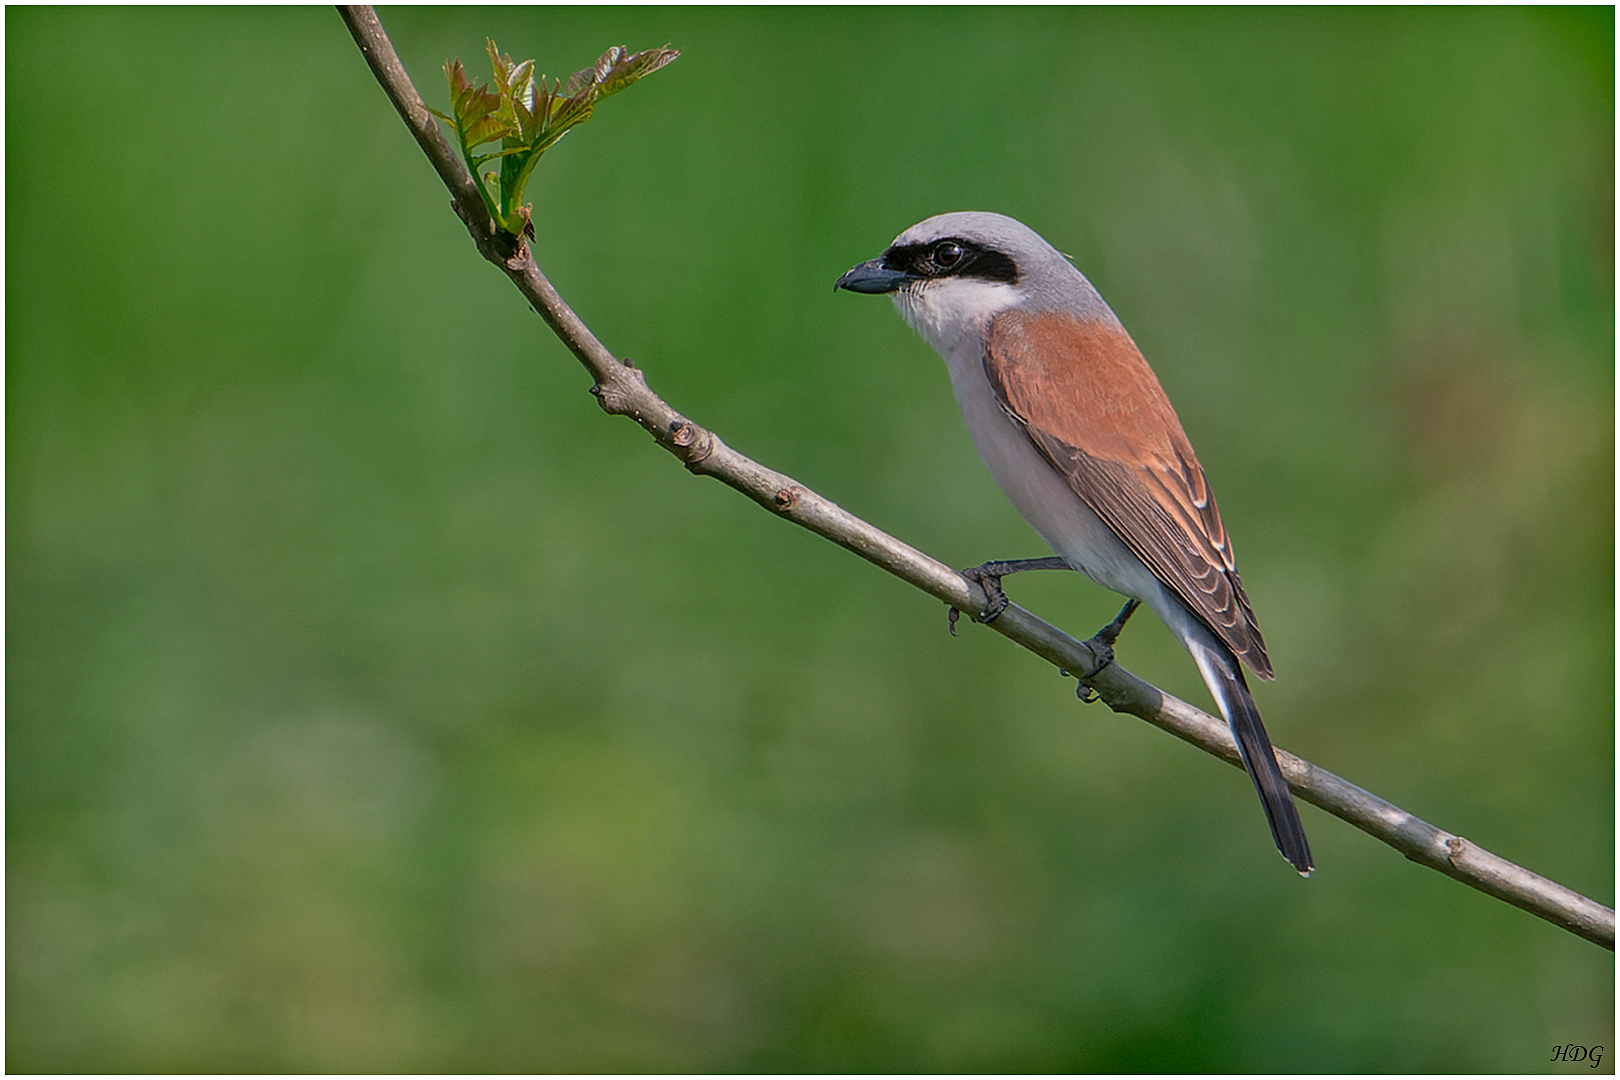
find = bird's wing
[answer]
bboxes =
[983,308,1272,678]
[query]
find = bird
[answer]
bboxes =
[835,211,1312,875]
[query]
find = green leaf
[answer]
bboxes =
[485,39,513,92]
[507,60,536,111]
[469,146,530,167]
[597,45,680,98]
[444,58,472,98]
[560,52,606,98]
[436,37,679,239]
[462,113,514,149]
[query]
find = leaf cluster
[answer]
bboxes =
[431,39,679,239]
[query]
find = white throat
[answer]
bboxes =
[892,277,1022,357]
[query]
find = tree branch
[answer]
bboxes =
[337,5,1615,952]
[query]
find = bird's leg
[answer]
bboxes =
[948,557,1073,635]
[1093,597,1141,648]
[1075,598,1142,701]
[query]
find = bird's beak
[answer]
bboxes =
[834,257,911,295]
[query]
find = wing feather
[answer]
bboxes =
[984,309,1272,678]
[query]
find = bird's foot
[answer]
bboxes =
[962,563,1013,622]
[946,557,1074,635]
[947,563,1015,635]
[1072,639,1114,701]
[1072,599,1141,700]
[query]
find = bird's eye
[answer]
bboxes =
[932,241,964,270]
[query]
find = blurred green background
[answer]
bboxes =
[7,6,1613,1072]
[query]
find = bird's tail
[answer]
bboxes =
[1189,640,1314,876]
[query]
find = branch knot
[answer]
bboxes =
[667,418,715,469]
[592,380,631,415]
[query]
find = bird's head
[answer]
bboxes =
[836,211,1097,355]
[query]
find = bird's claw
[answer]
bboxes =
[947,565,1012,635]
[948,557,1075,635]
[1072,604,1137,702]
[960,564,1011,622]
[1072,642,1114,702]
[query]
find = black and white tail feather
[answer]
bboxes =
[1190,639,1314,875]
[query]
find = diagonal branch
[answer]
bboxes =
[337,5,1615,951]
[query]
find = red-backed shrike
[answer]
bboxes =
[836,211,1312,875]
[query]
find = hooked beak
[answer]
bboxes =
[834,256,911,295]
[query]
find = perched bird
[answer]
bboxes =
[836,211,1312,875]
